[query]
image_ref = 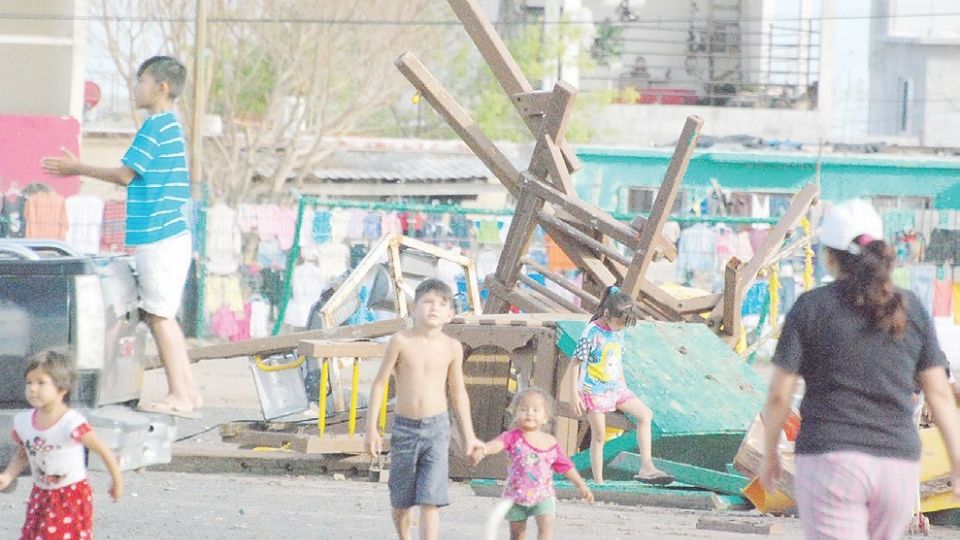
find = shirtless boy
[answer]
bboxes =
[365,278,483,540]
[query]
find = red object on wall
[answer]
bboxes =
[0,114,80,197]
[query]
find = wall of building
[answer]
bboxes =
[590,103,821,146]
[0,0,86,118]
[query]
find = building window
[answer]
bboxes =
[898,79,912,133]
[871,195,929,212]
[623,186,688,214]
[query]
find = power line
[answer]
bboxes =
[0,11,959,26]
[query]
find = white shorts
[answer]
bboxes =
[134,232,192,319]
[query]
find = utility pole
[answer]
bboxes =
[189,0,207,198]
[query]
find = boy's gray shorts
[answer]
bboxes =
[388,411,450,509]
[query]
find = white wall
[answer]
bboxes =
[921,48,960,147]
[591,103,821,145]
[0,0,86,118]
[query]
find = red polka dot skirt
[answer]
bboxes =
[20,480,93,540]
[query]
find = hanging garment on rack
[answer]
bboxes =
[65,195,104,255]
[249,295,271,338]
[330,209,349,242]
[891,267,910,289]
[276,205,297,251]
[204,274,245,317]
[545,235,576,272]
[312,210,332,244]
[298,206,315,249]
[284,261,327,328]
[254,204,281,241]
[100,198,127,252]
[925,229,960,264]
[676,223,717,280]
[382,212,402,236]
[315,242,349,282]
[363,211,382,240]
[476,220,500,245]
[909,264,936,316]
[205,203,243,275]
[1,191,25,238]
[915,209,940,247]
[237,203,257,233]
[882,210,915,242]
[347,209,367,239]
[934,272,953,318]
[25,190,67,240]
[256,237,286,270]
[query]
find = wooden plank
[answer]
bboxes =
[485,277,553,314]
[485,183,543,313]
[530,327,558,392]
[517,273,588,314]
[394,52,521,194]
[674,293,723,315]
[511,90,552,117]
[387,237,408,317]
[537,211,631,267]
[521,256,599,310]
[709,183,819,320]
[542,134,575,194]
[529,81,577,183]
[623,116,703,297]
[542,226,617,288]
[321,234,393,325]
[719,258,744,342]
[186,318,409,362]
[297,340,386,358]
[608,453,750,497]
[630,215,677,262]
[527,179,639,249]
[696,517,784,536]
[445,0,580,171]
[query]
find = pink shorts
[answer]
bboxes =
[579,387,637,413]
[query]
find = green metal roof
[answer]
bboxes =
[575,147,960,209]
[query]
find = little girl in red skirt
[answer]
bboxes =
[0,351,123,539]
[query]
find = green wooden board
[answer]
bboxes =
[469,479,747,511]
[607,453,750,497]
[556,320,767,471]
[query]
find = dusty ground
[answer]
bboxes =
[1,469,809,539]
[0,355,954,538]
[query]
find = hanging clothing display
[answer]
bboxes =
[24,189,68,240]
[65,195,104,255]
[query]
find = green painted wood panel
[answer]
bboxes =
[556,320,766,472]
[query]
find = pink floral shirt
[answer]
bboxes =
[499,429,573,506]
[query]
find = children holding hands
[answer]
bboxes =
[472,387,593,540]
[364,278,484,540]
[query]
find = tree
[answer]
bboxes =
[92,0,450,204]
[370,14,613,143]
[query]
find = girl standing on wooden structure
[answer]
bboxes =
[0,351,123,540]
[760,199,960,538]
[472,387,593,540]
[567,286,675,485]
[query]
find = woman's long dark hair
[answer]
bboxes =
[827,236,907,336]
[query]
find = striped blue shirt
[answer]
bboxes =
[120,111,190,245]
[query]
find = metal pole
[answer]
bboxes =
[189,0,207,199]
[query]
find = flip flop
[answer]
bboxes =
[634,472,676,486]
[138,401,201,419]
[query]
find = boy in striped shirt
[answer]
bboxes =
[42,56,201,418]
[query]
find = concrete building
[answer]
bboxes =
[0,0,87,118]
[511,0,960,147]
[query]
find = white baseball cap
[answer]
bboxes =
[819,199,884,253]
